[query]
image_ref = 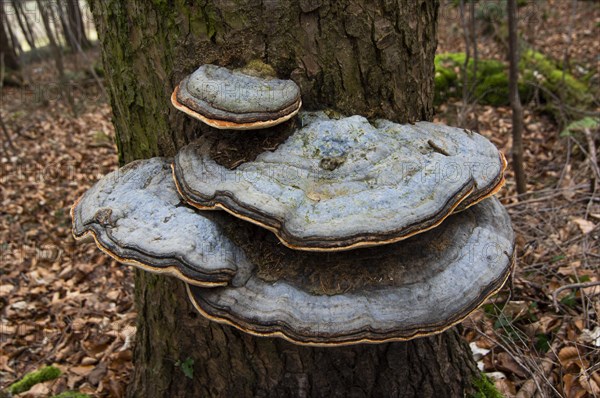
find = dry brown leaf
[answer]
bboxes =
[0,355,15,373]
[558,347,588,370]
[579,371,600,395]
[495,352,528,378]
[495,378,517,397]
[572,218,596,234]
[18,381,51,397]
[563,373,589,398]
[69,365,95,377]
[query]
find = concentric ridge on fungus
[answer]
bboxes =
[186,197,515,346]
[71,158,514,346]
[173,112,507,251]
[70,158,252,287]
[172,64,302,130]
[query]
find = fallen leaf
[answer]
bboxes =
[70,365,95,377]
[579,371,600,395]
[495,378,517,397]
[579,327,600,347]
[496,352,528,378]
[469,342,491,361]
[558,347,588,370]
[572,218,596,234]
[88,362,107,386]
[563,373,588,398]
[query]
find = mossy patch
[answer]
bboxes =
[51,392,92,398]
[434,50,592,117]
[470,374,504,398]
[239,59,277,79]
[7,365,62,395]
[435,52,524,106]
[521,49,594,112]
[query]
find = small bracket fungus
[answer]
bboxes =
[173,112,506,251]
[171,64,302,130]
[187,197,515,346]
[71,158,252,287]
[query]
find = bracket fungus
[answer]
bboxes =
[171,64,302,130]
[71,158,252,287]
[72,158,514,345]
[173,112,506,251]
[187,197,514,346]
[73,92,514,347]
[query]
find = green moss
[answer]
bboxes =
[521,49,593,109]
[150,0,169,11]
[239,59,277,79]
[51,392,92,398]
[8,366,62,395]
[471,374,504,398]
[434,50,592,115]
[434,53,511,106]
[560,117,599,137]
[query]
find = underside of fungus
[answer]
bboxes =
[71,158,252,287]
[186,196,515,346]
[173,112,507,251]
[172,64,302,130]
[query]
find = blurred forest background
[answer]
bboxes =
[0,0,598,397]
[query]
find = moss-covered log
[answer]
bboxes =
[89,1,482,396]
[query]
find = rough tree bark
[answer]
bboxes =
[89,1,480,396]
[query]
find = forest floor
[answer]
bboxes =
[0,0,598,397]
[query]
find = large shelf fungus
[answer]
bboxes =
[171,64,302,130]
[71,158,252,287]
[186,197,515,346]
[173,112,506,251]
[71,158,514,346]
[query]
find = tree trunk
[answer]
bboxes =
[12,0,36,51]
[507,0,527,194]
[0,11,20,70]
[37,0,77,115]
[67,0,90,48]
[60,0,91,51]
[13,0,37,51]
[89,1,480,396]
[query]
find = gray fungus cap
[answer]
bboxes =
[187,196,515,346]
[174,112,506,251]
[71,158,252,287]
[71,157,514,346]
[172,64,302,130]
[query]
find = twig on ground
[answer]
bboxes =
[515,322,568,398]
[552,281,600,313]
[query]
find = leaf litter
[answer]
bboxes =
[1,1,599,396]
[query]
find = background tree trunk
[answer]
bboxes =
[508,0,527,195]
[0,11,20,71]
[59,0,91,51]
[66,0,90,49]
[89,1,480,396]
[11,0,37,51]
